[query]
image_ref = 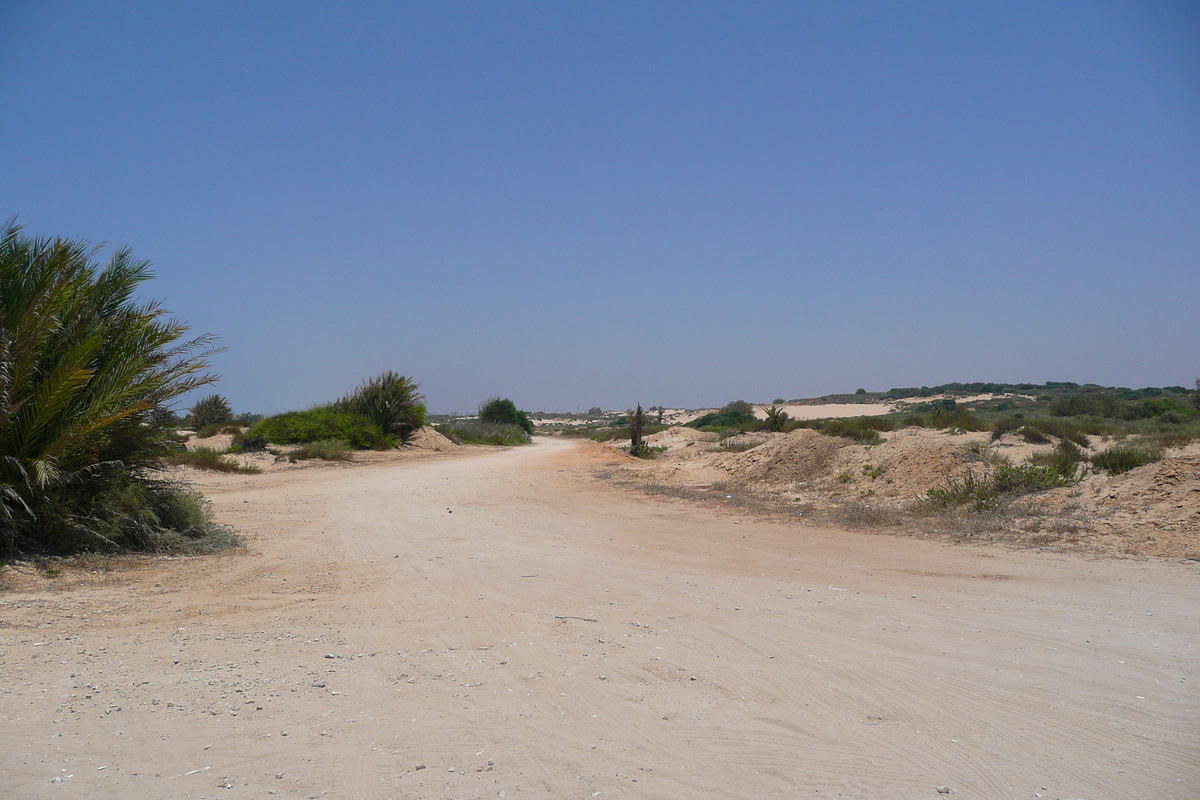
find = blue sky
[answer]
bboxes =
[2,1,1197,414]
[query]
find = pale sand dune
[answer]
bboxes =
[755,402,896,420]
[2,438,1196,799]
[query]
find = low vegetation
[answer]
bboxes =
[925,460,1082,512]
[250,406,394,449]
[165,447,262,474]
[434,421,531,446]
[284,439,352,462]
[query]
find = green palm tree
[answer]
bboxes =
[0,221,220,552]
[764,405,790,432]
[336,371,426,442]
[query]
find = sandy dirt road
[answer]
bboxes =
[2,437,1197,799]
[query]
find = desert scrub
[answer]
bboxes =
[250,407,394,449]
[0,221,229,555]
[1090,445,1162,475]
[284,439,351,462]
[434,421,530,446]
[165,447,261,474]
[925,461,1080,512]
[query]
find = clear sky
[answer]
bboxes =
[2,1,1198,414]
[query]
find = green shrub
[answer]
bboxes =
[335,371,426,442]
[250,407,394,449]
[286,439,351,462]
[0,221,222,555]
[434,421,530,446]
[802,416,892,443]
[189,394,234,429]
[165,447,261,474]
[479,397,534,435]
[686,400,757,430]
[1090,446,1162,475]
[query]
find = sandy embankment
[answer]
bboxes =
[1,438,1197,799]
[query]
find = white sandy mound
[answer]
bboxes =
[187,433,235,451]
[1091,454,1200,537]
[406,427,458,451]
[712,428,848,483]
[753,402,895,420]
[645,426,719,449]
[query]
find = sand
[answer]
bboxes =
[2,438,1197,799]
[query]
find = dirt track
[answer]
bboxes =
[2,438,1197,799]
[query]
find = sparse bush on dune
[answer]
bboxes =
[0,221,232,555]
[1090,445,1162,475]
[194,421,244,439]
[1028,439,1087,474]
[926,460,1081,512]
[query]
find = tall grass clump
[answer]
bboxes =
[250,407,393,449]
[0,221,231,554]
[335,371,426,443]
[1090,445,1162,475]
